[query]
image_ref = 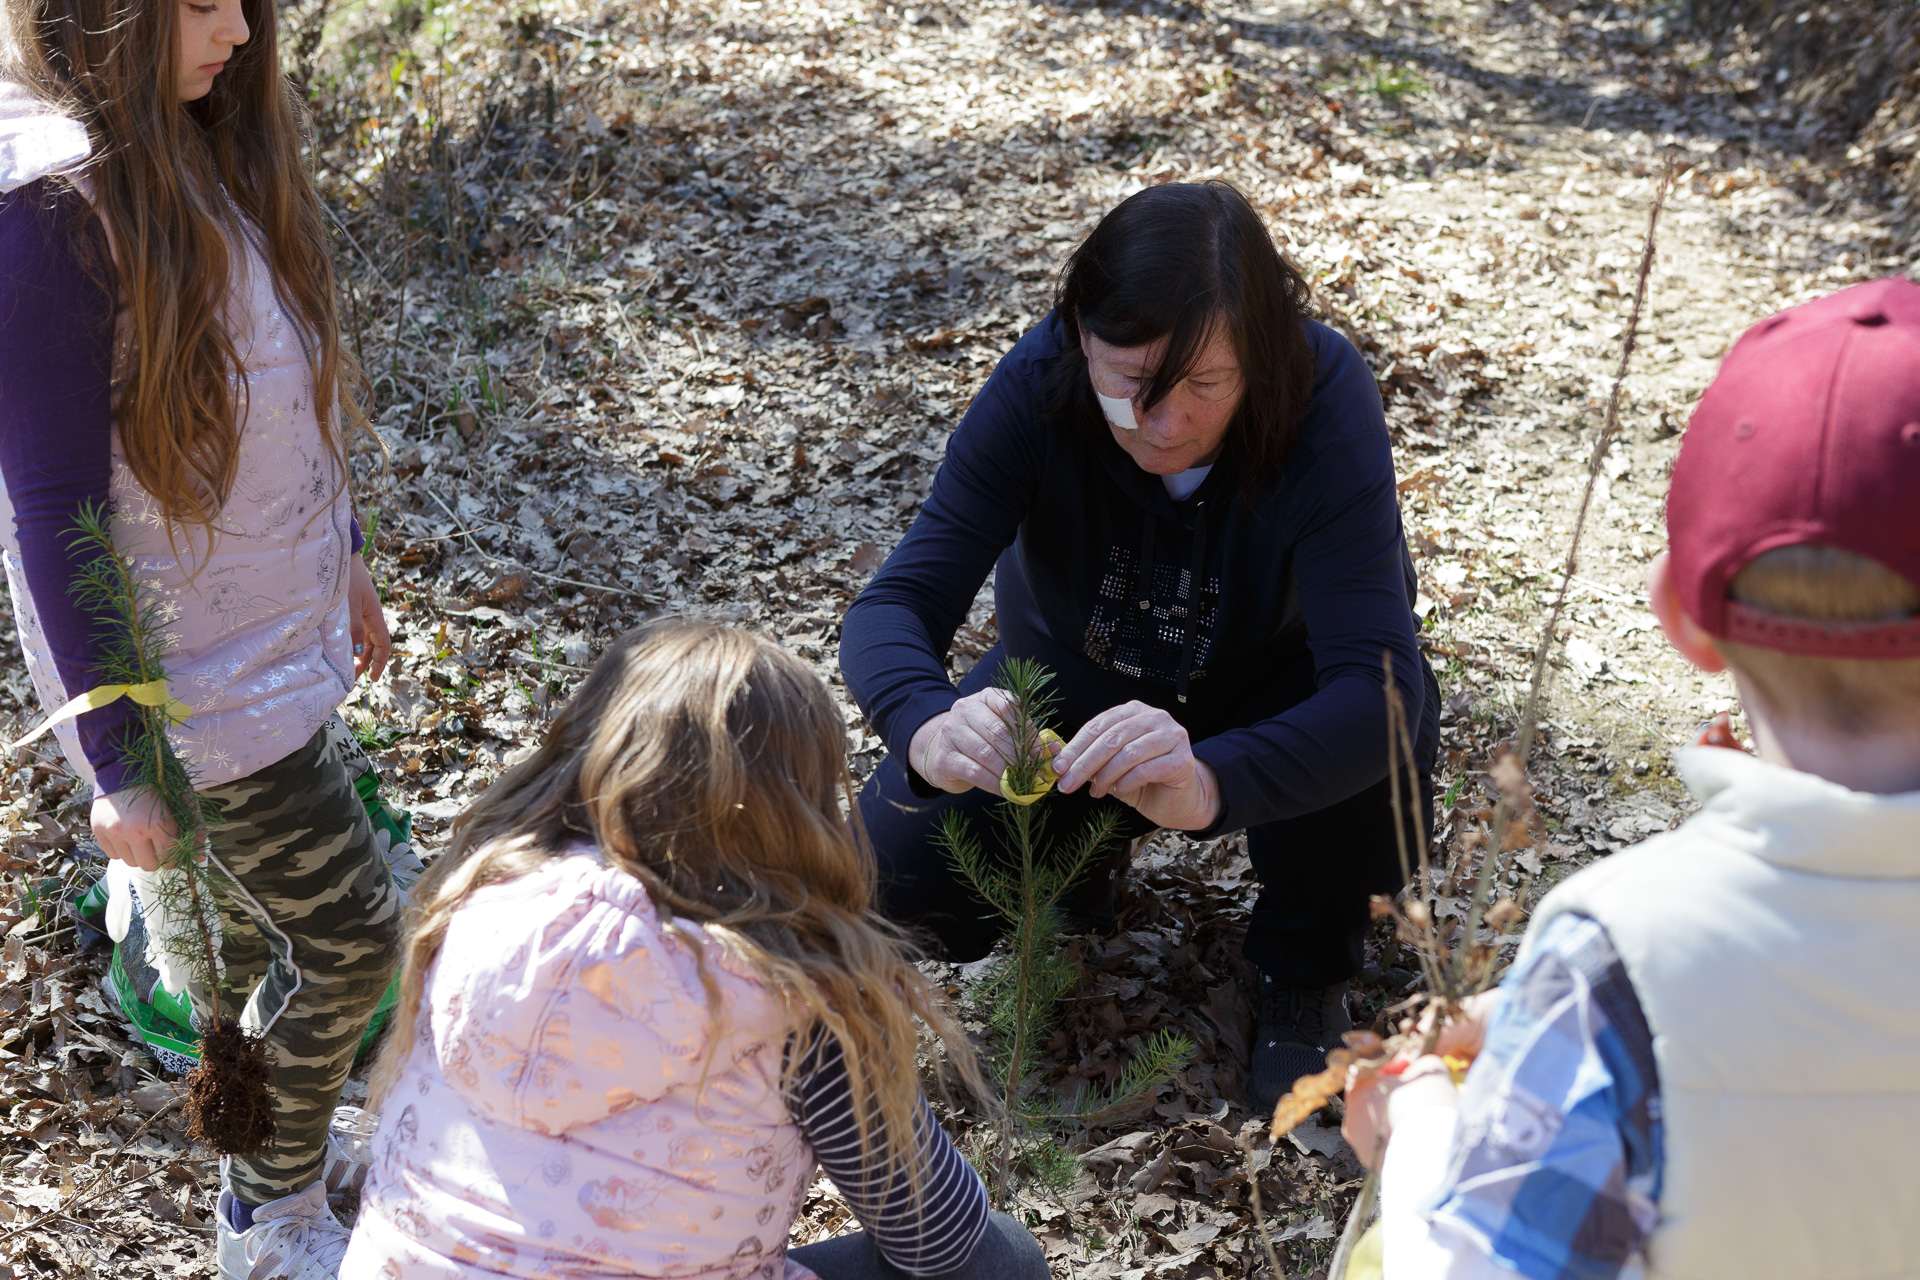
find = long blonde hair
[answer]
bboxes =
[3,0,372,527]
[376,619,979,1183]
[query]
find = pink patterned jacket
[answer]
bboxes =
[342,850,822,1279]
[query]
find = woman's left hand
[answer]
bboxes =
[1053,701,1223,831]
[348,554,392,681]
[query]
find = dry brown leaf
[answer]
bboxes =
[1266,1062,1346,1141]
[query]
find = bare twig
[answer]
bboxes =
[1240,1131,1288,1280]
[1448,157,1676,992]
[0,1097,184,1243]
[1327,1168,1380,1280]
[426,490,652,600]
[1314,158,1678,1280]
[1383,653,1446,1000]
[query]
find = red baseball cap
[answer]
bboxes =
[1667,276,1920,658]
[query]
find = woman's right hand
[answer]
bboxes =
[907,688,1023,794]
[91,787,178,872]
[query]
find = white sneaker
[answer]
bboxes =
[216,1179,353,1280]
[322,1105,378,1200]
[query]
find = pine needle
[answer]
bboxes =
[66,504,278,1156]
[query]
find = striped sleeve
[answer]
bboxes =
[788,1026,990,1276]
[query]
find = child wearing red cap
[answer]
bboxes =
[1344,276,1920,1280]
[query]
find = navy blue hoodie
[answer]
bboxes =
[840,312,1436,834]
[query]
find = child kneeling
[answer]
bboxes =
[342,621,1045,1280]
[1352,277,1920,1279]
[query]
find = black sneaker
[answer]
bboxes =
[1247,975,1354,1113]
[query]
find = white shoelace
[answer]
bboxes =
[244,1204,352,1278]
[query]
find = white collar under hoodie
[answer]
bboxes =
[0,75,89,193]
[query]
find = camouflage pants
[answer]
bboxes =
[193,727,403,1205]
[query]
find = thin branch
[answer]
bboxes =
[1449,158,1676,991]
[0,1098,184,1243]
[426,490,653,599]
[1240,1131,1288,1280]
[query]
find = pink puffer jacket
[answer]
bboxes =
[343,849,822,1279]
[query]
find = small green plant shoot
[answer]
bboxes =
[936,658,1195,1205]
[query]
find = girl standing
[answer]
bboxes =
[1,1,399,1275]
[343,621,1045,1280]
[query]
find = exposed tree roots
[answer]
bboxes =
[185,1024,278,1156]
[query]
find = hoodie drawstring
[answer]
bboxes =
[1134,517,1157,617]
[1176,500,1208,705]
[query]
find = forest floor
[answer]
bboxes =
[1,0,1915,1274]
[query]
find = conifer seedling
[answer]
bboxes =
[68,504,277,1154]
[937,658,1194,1204]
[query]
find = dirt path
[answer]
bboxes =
[0,0,1913,1274]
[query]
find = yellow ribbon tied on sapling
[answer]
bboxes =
[6,679,193,752]
[999,729,1066,805]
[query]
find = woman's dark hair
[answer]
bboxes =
[1048,180,1316,495]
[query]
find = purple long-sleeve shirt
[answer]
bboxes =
[0,179,360,795]
[0,181,137,791]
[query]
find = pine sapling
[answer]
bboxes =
[66,505,277,1155]
[937,658,1194,1203]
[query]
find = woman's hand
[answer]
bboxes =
[92,787,178,873]
[908,689,1021,794]
[348,553,392,682]
[1053,701,1222,831]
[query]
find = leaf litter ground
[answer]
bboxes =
[0,0,1914,1273]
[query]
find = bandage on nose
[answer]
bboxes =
[1097,390,1139,431]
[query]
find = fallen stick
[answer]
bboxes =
[427,489,654,600]
[1239,1130,1288,1280]
[0,1096,186,1244]
[1296,158,1681,1280]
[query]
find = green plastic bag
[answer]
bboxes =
[75,715,421,1075]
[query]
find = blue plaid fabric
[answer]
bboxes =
[1424,912,1664,1280]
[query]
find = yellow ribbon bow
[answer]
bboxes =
[998,729,1066,806]
[7,679,192,752]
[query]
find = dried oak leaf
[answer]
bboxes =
[1267,1061,1345,1140]
[1485,898,1525,931]
[566,533,615,570]
[470,566,531,606]
[906,328,963,353]
[1268,1030,1389,1140]
[1489,744,1542,849]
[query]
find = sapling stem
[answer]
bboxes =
[1307,162,1679,1280]
[65,504,277,1154]
[1448,159,1675,995]
[938,658,1190,1205]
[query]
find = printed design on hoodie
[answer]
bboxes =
[1082,542,1220,684]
